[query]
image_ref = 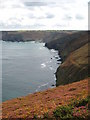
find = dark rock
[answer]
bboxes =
[55,56,58,59]
[57,59,61,61]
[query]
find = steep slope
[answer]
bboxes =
[45,31,88,61]
[2,78,88,119]
[2,31,69,42]
[45,31,89,86]
[56,43,88,86]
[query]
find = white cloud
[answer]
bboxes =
[0,0,89,30]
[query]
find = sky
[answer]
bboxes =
[0,0,89,30]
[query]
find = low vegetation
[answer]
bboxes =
[2,78,89,119]
[53,96,90,120]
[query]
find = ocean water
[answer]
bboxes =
[2,41,61,101]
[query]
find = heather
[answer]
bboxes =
[2,79,89,119]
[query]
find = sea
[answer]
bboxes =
[1,41,61,101]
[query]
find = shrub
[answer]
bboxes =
[43,112,49,118]
[72,96,90,108]
[33,114,38,119]
[73,106,88,119]
[53,105,73,120]
[53,96,89,120]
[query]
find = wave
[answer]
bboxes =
[35,82,49,92]
[35,80,56,92]
[41,63,46,68]
[50,49,57,53]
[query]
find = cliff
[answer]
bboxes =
[56,43,88,86]
[2,31,73,42]
[45,31,89,86]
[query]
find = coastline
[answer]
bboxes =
[2,40,60,102]
[2,30,89,98]
[45,31,88,86]
[1,31,89,119]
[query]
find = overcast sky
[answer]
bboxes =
[0,0,89,30]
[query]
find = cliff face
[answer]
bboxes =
[56,43,88,86]
[45,31,88,60]
[2,31,73,42]
[2,31,50,42]
[2,31,61,42]
[45,31,89,86]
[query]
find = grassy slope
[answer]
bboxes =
[56,43,88,86]
[2,78,88,119]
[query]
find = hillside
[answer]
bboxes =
[56,43,88,86]
[45,31,89,86]
[45,31,88,61]
[2,31,73,42]
[2,78,89,119]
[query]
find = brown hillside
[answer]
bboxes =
[45,31,89,86]
[56,43,88,86]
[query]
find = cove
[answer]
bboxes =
[2,41,61,101]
